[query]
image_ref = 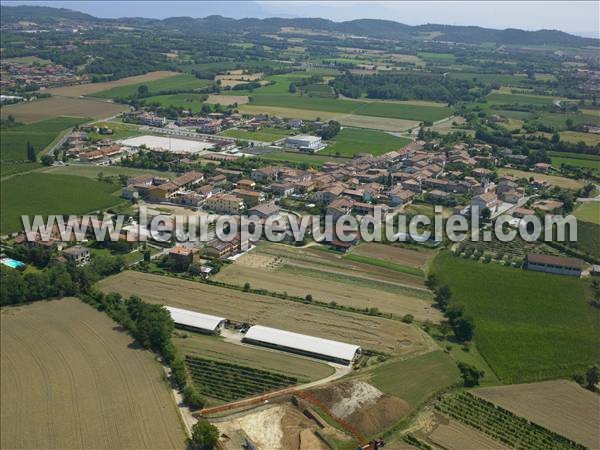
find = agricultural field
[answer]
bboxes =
[88,121,143,141]
[533,112,599,131]
[432,251,600,383]
[1,116,88,161]
[46,71,178,97]
[214,242,441,322]
[173,331,334,381]
[0,298,186,450]
[370,351,461,409]
[350,242,435,273]
[1,173,122,234]
[417,52,456,62]
[219,127,291,142]
[0,97,127,123]
[39,164,176,180]
[497,168,586,190]
[549,150,600,169]
[89,73,212,99]
[98,271,430,355]
[333,114,419,132]
[473,380,600,449]
[559,131,600,146]
[573,202,600,225]
[436,392,587,450]
[485,92,557,106]
[447,72,529,86]
[185,356,298,402]
[322,127,411,157]
[424,413,512,450]
[204,94,249,105]
[141,93,208,112]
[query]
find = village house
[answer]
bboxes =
[232,189,266,207]
[205,193,245,214]
[251,166,280,183]
[62,245,90,265]
[471,192,498,211]
[247,202,280,220]
[271,182,295,197]
[326,198,354,220]
[169,246,198,270]
[388,186,415,206]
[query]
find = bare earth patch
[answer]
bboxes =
[426,413,511,450]
[352,243,434,269]
[205,94,249,105]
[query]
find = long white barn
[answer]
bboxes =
[165,306,226,334]
[243,325,361,365]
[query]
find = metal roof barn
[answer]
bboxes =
[165,306,226,333]
[243,325,361,365]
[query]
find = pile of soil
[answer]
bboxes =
[310,380,410,436]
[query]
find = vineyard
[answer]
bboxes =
[185,356,301,402]
[435,393,586,450]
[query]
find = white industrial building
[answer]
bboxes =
[285,135,326,153]
[242,325,361,365]
[165,306,226,334]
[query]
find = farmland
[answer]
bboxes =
[370,351,461,409]
[0,298,186,449]
[473,380,600,449]
[558,131,600,146]
[431,251,600,383]
[425,414,512,450]
[436,392,586,450]
[173,331,333,381]
[47,71,179,97]
[321,127,411,157]
[258,151,345,166]
[549,150,600,169]
[213,242,442,322]
[485,92,557,106]
[1,173,122,234]
[0,97,128,123]
[1,116,88,161]
[573,202,600,224]
[39,164,176,180]
[89,73,213,99]
[497,168,586,189]
[98,271,430,355]
[185,356,299,402]
[141,93,208,112]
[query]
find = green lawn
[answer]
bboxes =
[431,251,600,383]
[1,117,89,161]
[574,202,600,225]
[219,127,291,142]
[322,127,411,157]
[89,74,213,99]
[1,173,123,234]
[370,351,460,409]
[88,122,142,142]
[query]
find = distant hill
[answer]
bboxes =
[2,5,598,47]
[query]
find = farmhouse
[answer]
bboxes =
[242,325,361,365]
[62,245,90,265]
[526,253,584,277]
[164,306,226,334]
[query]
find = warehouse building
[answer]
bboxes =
[165,306,226,334]
[525,253,584,277]
[285,135,326,153]
[242,325,361,365]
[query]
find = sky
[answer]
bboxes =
[2,1,599,37]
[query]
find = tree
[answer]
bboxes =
[26,141,36,162]
[305,294,313,302]
[458,362,484,387]
[435,285,452,310]
[40,154,54,166]
[189,420,219,450]
[183,384,205,409]
[585,365,599,391]
[137,84,149,96]
[454,316,475,342]
[243,282,251,292]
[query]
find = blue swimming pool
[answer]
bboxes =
[0,257,25,269]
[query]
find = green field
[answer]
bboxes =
[534,112,599,131]
[343,253,424,277]
[370,351,460,408]
[431,252,600,383]
[447,72,529,85]
[39,164,175,180]
[322,127,411,157]
[486,92,556,106]
[89,73,213,99]
[1,117,89,162]
[417,52,456,62]
[549,151,600,170]
[88,121,142,142]
[1,173,122,233]
[219,127,291,142]
[574,202,600,225]
[141,93,209,112]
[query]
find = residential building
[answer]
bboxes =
[62,245,90,265]
[205,193,245,214]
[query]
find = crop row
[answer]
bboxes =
[185,356,298,401]
[436,393,585,450]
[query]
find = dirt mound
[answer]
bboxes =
[310,381,410,436]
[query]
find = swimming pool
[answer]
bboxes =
[0,257,26,269]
